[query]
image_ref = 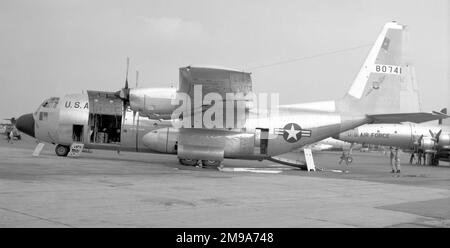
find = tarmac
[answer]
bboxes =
[1,135,450,227]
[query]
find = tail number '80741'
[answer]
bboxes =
[374,64,402,75]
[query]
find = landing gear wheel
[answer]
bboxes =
[202,160,221,167]
[179,159,199,166]
[55,144,70,157]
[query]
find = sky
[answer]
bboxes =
[0,0,449,119]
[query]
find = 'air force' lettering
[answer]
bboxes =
[359,132,390,138]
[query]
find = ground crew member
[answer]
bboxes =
[339,151,348,165]
[390,147,400,173]
[394,148,401,173]
[409,152,415,164]
[389,147,395,172]
[6,126,12,144]
[417,150,422,165]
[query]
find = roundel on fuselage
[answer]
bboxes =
[282,123,312,143]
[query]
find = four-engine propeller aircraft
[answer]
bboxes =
[337,108,450,165]
[16,22,446,168]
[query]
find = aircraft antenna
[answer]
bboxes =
[243,44,371,71]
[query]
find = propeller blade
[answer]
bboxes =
[435,129,442,143]
[125,57,129,89]
[136,70,139,88]
[117,57,131,154]
[429,129,435,138]
[4,118,16,125]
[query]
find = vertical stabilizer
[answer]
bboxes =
[337,22,419,115]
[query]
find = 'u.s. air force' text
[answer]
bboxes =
[348,132,390,138]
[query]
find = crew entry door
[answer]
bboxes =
[72,125,84,142]
[255,128,269,155]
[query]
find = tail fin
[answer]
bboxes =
[337,22,417,114]
[439,108,447,125]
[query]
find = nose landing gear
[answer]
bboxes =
[55,144,70,157]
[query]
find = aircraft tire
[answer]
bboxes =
[202,160,221,167]
[55,144,70,157]
[179,158,199,166]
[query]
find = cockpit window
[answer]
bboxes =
[39,112,48,121]
[41,97,60,108]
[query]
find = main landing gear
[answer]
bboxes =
[55,144,70,157]
[178,158,199,166]
[178,159,222,167]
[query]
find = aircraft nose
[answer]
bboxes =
[16,113,35,138]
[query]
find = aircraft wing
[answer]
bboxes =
[178,66,252,98]
[176,66,254,127]
[368,112,449,124]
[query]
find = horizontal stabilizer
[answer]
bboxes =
[368,112,449,124]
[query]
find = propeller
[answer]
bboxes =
[136,70,139,88]
[132,71,139,120]
[114,57,131,154]
[4,117,16,126]
[115,57,131,107]
[429,129,442,144]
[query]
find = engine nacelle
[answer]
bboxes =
[142,127,179,154]
[420,137,436,152]
[129,88,177,119]
[438,133,450,150]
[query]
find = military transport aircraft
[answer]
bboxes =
[16,22,447,168]
[337,109,450,166]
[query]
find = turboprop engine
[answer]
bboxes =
[142,128,179,154]
[437,133,450,150]
[416,130,444,153]
[419,136,436,152]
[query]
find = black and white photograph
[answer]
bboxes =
[1,0,450,235]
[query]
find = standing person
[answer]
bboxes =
[389,147,396,173]
[409,152,415,164]
[417,150,422,165]
[394,148,401,173]
[339,151,347,165]
[6,126,12,144]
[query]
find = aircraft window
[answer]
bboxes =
[39,112,48,121]
[49,97,59,108]
[41,97,60,108]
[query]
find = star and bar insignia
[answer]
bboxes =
[274,123,312,143]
